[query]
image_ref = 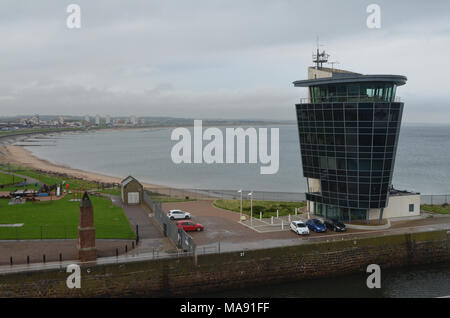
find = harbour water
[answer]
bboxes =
[20,123,450,194]
[196,261,450,298]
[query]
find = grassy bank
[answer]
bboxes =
[146,190,196,203]
[95,189,196,203]
[214,199,306,218]
[0,164,103,190]
[0,172,24,185]
[1,165,195,203]
[421,204,450,215]
[0,194,135,240]
[0,172,35,192]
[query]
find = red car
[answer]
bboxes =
[177,220,204,232]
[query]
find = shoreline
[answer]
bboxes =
[0,144,166,190]
[0,126,185,190]
[0,123,299,194]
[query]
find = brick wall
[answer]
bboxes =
[0,230,448,297]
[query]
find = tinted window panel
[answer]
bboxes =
[374,109,388,121]
[359,109,373,121]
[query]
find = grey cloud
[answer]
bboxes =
[0,1,449,122]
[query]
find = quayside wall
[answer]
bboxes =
[0,230,449,297]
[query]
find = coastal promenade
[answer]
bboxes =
[0,225,448,297]
[0,213,449,275]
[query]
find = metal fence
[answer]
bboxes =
[421,195,450,205]
[0,224,136,241]
[143,191,196,253]
[145,187,306,202]
[145,187,450,205]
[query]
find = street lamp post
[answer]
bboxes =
[248,192,253,226]
[237,189,243,220]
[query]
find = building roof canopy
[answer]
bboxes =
[293,74,407,87]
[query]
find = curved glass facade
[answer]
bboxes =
[309,82,397,103]
[296,101,404,215]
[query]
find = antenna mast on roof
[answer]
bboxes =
[329,61,340,71]
[312,37,330,69]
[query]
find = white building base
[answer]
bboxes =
[369,193,421,221]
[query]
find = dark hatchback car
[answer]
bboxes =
[324,219,347,232]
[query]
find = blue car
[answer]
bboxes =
[306,219,327,233]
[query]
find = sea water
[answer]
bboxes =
[21,124,450,194]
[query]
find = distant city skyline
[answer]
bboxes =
[0,1,449,123]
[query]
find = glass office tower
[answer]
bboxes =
[294,68,407,222]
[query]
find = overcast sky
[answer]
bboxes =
[1,0,449,123]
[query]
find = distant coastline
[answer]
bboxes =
[0,119,295,145]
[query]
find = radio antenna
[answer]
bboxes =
[312,37,329,69]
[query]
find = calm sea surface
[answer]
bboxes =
[21,123,450,194]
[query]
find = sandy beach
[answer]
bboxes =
[0,128,169,189]
[0,128,222,199]
[0,144,163,189]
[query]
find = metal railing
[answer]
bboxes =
[421,195,450,206]
[144,188,449,206]
[0,224,135,241]
[145,187,306,202]
[143,191,196,253]
[298,95,402,104]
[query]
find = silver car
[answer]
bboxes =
[167,209,191,220]
[290,221,310,235]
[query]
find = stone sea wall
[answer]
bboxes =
[0,229,448,297]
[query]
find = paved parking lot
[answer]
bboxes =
[162,200,365,245]
[162,200,450,252]
[163,200,296,245]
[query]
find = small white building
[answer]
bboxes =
[368,190,421,220]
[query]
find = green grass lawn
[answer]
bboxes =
[0,165,101,190]
[1,166,100,192]
[96,188,122,196]
[0,172,25,185]
[0,195,135,240]
[0,172,35,192]
[421,204,450,215]
[213,199,306,218]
